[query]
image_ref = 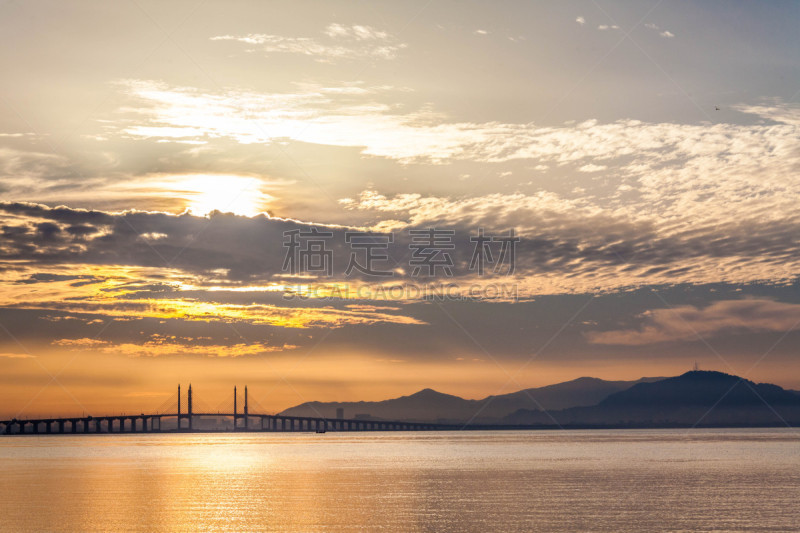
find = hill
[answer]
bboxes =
[503,371,800,427]
[279,376,663,423]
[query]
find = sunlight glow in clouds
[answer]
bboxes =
[177,174,269,217]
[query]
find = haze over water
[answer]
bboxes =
[1,429,798,532]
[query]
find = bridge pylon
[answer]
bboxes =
[232,385,248,430]
[177,383,192,430]
[233,386,237,430]
[187,384,193,430]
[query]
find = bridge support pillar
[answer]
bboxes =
[187,384,193,431]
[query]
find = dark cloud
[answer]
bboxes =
[2,201,800,291]
[65,224,99,237]
[16,273,103,285]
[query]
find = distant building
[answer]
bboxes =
[336,407,344,419]
[354,414,371,420]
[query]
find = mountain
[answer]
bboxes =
[279,388,482,423]
[279,376,663,423]
[600,371,800,408]
[503,371,800,427]
[481,376,664,415]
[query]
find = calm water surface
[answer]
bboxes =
[1,429,798,532]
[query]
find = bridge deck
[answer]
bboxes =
[0,412,479,434]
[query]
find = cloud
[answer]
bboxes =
[211,24,405,62]
[645,22,674,38]
[597,25,620,31]
[53,338,108,347]
[577,163,607,172]
[6,90,800,295]
[115,81,800,196]
[323,23,388,41]
[53,336,298,357]
[0,352,35,359]
[576,16,586,26]
[5,143,800,297]
[586,299,800,345]
[340,185,800,292]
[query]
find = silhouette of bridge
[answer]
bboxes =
[0,385,462,435]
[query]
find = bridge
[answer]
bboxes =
[0,385,462,435]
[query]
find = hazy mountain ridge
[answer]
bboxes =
[281,371,800,427]
[503,371,800,426]
[279,376,664,422]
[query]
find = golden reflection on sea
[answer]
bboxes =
[1,430,799,532]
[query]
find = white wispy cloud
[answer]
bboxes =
[211,23,405,62]
[576,16,586,26]
[323,23,388,41]
[118,79,800,167]
[577,163,607,172]
[645,22,675,38]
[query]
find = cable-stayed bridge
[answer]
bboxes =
[0,385,466,435]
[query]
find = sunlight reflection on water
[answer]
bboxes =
[1,429,798,532]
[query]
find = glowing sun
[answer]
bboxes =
[178,174,270,217]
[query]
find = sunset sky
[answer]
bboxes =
[1,0,799,417]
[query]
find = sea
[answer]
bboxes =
[1,429,798,532]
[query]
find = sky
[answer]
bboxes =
[1,0,799,417]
